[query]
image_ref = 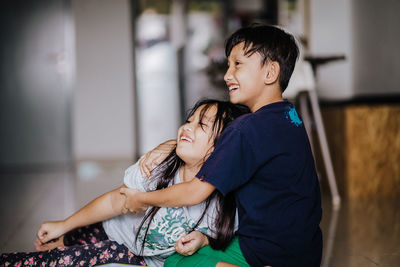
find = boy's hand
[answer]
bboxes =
[174,230,209,256]
[139,140,177,177]
[36,220,66,245]
[120,188,148,214]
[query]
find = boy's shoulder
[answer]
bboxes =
[230,111,253,128]
[231,100,295,130]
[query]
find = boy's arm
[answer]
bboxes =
[37,185,127,244]
[139,139,177,177]
[120,178,215,213]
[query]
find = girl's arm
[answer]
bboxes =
[37,185,127,244]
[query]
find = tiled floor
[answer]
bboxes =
[1,161,399,266]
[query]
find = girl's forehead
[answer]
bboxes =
[191,104,217,122]
[200,104,217,117]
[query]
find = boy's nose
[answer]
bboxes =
[224,68,233,83]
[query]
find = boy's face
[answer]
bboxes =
[224,42,269,112]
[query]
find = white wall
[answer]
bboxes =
[309,0,400,100]
[72,0,135,160]
[309,0,354,100]
[352,0,400,96]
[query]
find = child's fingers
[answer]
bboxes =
[119,187,127,195]
[174,239,188,255]
[143,158,153,176]
[181,231,197,244]
[119,188,146,213]
[182,242,196,255]
[139,154,151,177]
[34,238,42,251]
[37,233,49,244]
[120,191,129,214]
[139,155,150,177]
[140,152,163,178]
[37,227,47,242]
[174,239,181,251]
[37,222,57,244]
[121,205,128,214]
[144,166,151,177]
[154,154,163,166]
[34,237,62,252]
[175,235,199,256]
[34,238,49,252]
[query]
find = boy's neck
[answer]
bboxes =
[250,86,284,112]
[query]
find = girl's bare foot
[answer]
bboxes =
[34,235,64,251]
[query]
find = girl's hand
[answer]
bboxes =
[120,188,148,214]
[139,140,177,177]
[36,220,66,245]
[34,235,64,251]
[174,231,209,256]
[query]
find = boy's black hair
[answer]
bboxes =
[135,99,250,252]
[225,24,299,92]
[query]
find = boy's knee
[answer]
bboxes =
[164,253,182,267]
[165,252,220,267]
[216,261,240,267]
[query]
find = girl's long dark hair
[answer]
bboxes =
[135,99,249,252]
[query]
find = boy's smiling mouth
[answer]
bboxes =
[227,83,239,91]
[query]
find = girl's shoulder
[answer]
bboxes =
[124,162,156,191]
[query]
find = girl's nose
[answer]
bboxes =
[183,123,193,131]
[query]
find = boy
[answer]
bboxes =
[121,24,322,267]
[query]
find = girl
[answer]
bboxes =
[0,99,248,267]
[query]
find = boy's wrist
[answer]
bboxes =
[136,191,149,211]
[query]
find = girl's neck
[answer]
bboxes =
[179,164,201,183]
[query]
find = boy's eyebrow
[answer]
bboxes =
[226,54,237,64]
[229,50,248,60]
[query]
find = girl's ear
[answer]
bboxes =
[264,61,280,85]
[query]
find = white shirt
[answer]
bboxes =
[102,162,228,267]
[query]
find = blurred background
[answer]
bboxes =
[0,0,399,266]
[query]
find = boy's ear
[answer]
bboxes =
[264,61,280,85]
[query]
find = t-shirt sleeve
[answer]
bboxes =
[123,162,150,192]
[197,127,258,196]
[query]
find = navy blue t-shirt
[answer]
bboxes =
[197,100,322,267]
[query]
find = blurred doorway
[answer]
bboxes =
[132,0,278,157]
[133,1,181,157]
[0,0,74,168]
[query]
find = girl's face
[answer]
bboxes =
[176,104,218,167]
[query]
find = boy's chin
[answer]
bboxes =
[228,95,240,104]
[229,97,245,106]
